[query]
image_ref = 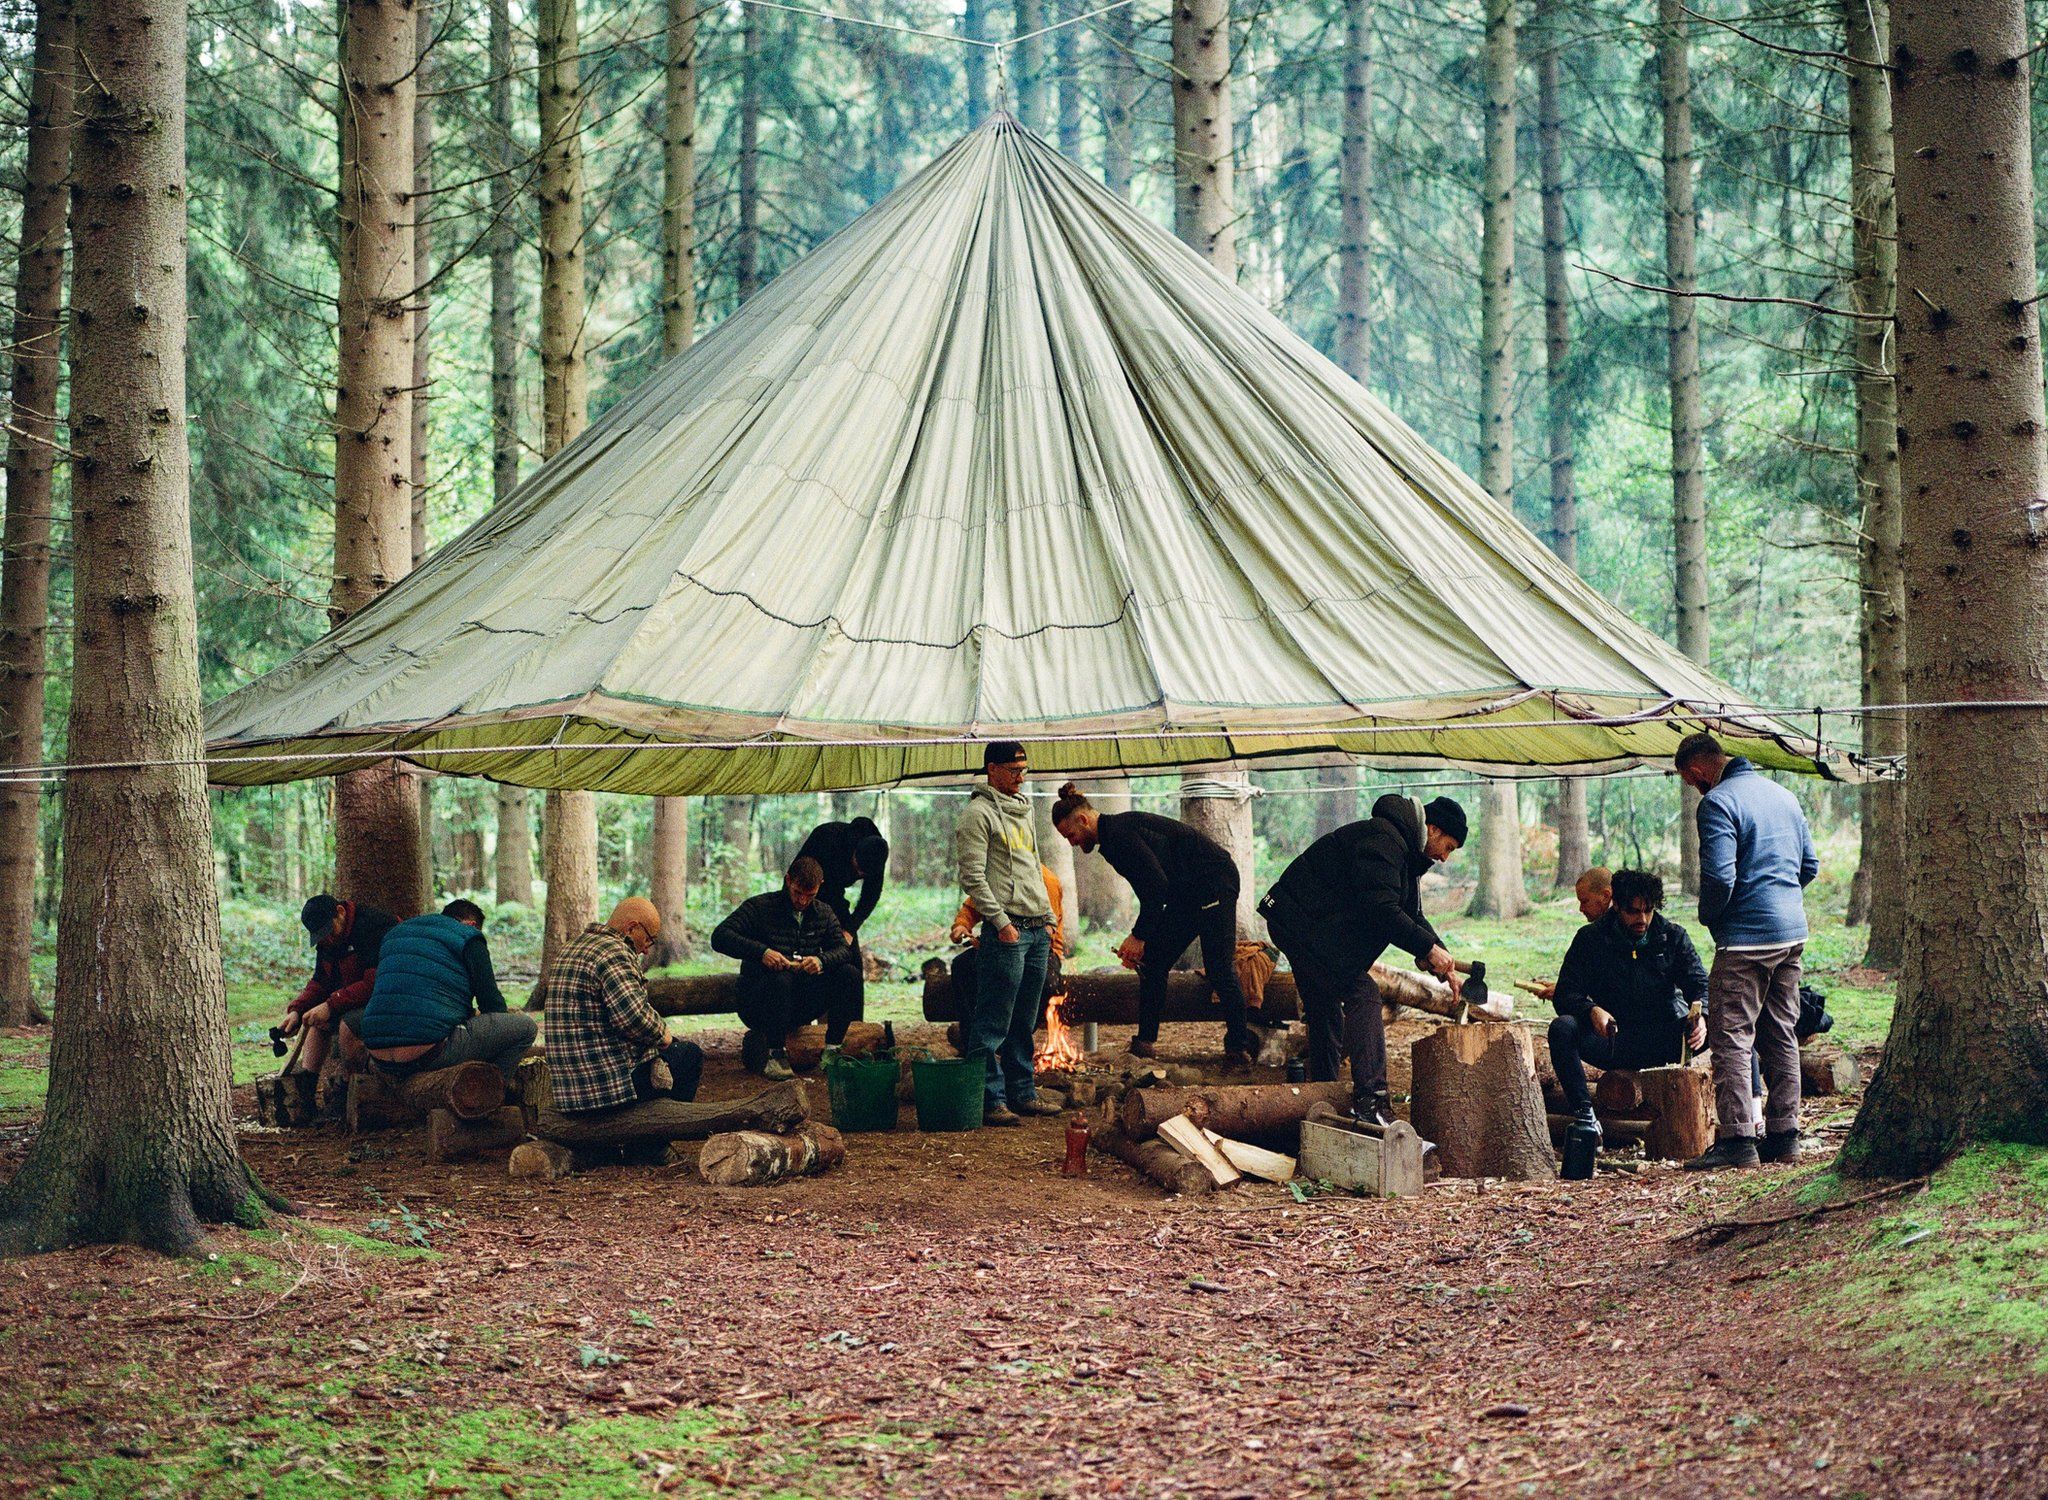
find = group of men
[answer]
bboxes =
[280,727,1816,1166]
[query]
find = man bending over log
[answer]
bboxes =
[1258,795,1466,1124]
[794,815,890,1033]
[1546,868,1708,1142]
[275,893,395,1078]
[712,857,857,1081]
[1049,783,1260,1066]
[540,897,705,1112]
[358,900,537,1083]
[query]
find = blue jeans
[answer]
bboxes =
[966,920,1051,1109]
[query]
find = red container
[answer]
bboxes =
[1062,1115,1090,1177]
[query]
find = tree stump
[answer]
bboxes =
[697,1122,846,1186]
[346,1060,508,1133]
[1634,1065,1715,1161]
[1800,1047,1859,1096]
[255,1072,319,1128]
[1409,1023,1556,1180]
[427,1105,527,1163]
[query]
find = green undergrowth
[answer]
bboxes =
[1800,1142,2048,1373]
[40,1399,931,1499]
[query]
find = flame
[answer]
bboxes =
[1035,987,1084,1072]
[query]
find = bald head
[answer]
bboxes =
[607,896,661,955]
[1574,867,1613,922]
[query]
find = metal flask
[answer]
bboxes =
[1561,1121,1600,1182]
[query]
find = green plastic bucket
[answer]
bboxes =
[912,1051,987,1132]
[822,1050,900,1133]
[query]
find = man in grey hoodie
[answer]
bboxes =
[954,741,1058,1126]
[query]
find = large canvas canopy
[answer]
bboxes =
[205,117,1857,796]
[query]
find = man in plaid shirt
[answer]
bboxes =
[540,896,703,1113]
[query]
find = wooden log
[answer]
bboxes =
[1156,1114,1242,1187]
[783,1021,887,1073]
[1367,964,1510,1023]
[1119,1081,1352,1143]
[255,1071,320,1128]
[1800,1047,1859,1096]
[1409,1022,1557,1181]
[645,974,741,1017]
[923,969,1303,1025]
[1091,1123,1217,1196]
[509,1139,576,1181]
[533,1078,810,1148]
[1203,1127,1296,1183]
[1593,1069,1645,1115]
[1635,1065,1715,1161]
[698,1122,847,1186]
[428,1106,527,1163]
[346,1060,508,1132]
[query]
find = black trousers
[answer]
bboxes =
[632,1038,706,1103]
[1136,898,1254,1051]
[1546,1013,1685,1113]
[735,965,860,1057]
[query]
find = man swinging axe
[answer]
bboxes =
[1258,794,1467,1123]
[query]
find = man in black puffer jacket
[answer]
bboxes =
[1548,867,1709,1133]
[712,856,857,1079]
[1259,794,1467,1121]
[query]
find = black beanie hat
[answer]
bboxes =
[1422,796,1468,846]
[300,893,340,941]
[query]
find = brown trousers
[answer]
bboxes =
[1707,944,1803,1139]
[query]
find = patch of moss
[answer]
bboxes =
[189,1250,296,1295]
[0,1034,49,1113]
[304,1223,440,1261]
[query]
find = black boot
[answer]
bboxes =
[1758,1129,1800,1164]
[1685,1137,1760,1172]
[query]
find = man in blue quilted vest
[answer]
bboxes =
[358,899,537,1082]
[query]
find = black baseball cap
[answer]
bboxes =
[983,740,1027,767]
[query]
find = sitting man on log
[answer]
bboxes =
[712,857,857,1081]
[1547,868,1708,1143]
[794,815,890,1034]
[1049,782,1260,1066]
[275,893,395,1079]
[949,860,1066,1025]
[358,899,537,1084]
[1258,794,1467,1124]
[541,896,706,1113]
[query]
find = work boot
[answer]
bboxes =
[1572,1105,1601,1135]
[1354,1093,1396,1129]
[761,1051,795,1083]
[1012,1097,1061,1117]
[1222,1047,1255,1073]
[983,1103,1023,1127]
[1758,1129,1801,1164]
[1684,1137,1760,1172]
[741,1028,769,1074]
[1126,1038,1158,1060]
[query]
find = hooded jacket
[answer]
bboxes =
[1262,794,1443,976]
[954,783,1053,930]
[1552,910,1707,1035]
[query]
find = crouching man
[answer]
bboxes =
[358,899,537,1083]
[276,893,396,1078]
[1547,868,1708,1140]
[712,857,857,1081]
[540,896,705,1115]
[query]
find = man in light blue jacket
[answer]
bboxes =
[1675,732,1819,1171]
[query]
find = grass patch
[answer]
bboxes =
[304,1223,442,1261]
[0,1033,49,1113]
[1814,1142,2048,1373]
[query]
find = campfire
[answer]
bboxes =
[1035,988,1084,1072]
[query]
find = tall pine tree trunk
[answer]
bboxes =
[737,5,761,301]
[0,0,285,1254]
[1172,0,1256,935]
[1318,0,1374,842]
[1016,0,1048,132]
[410,0,437,901]
[1842,0,2048,1176]
[0,0,74,1028]
[535,0,598,980]
[1466,0,1527,921]
[1537,2,1589,887]
[1055,21,1082,156]
[1843,0,1905,967]
[1658,0,1708,894]
[963,0,989,120]
[648,0,698,968]
[488,0,533,907]
[1101,0,1135,198]
[332,0,426,920]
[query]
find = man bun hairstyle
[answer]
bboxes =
[1610,868,1664,910]
[1050,782,1093,825]
[300,893,339,939]
[443,898,487,928]
[1422,795,1468,846]
[789,855,825,891]
[1673,731,1725,769]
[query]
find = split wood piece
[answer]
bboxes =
[698,1122,847,1186]
[1202,1127,1296,1183]
[254,1072,320,1128]
[1409,1022,1556,1181]
[1155,1114,1242,1187]
[513,1054,549,1127]
[1800,1047,1859,1096]
[922,969,1303,1026]
[346,1060,509,1133]
[1545,1112,1652,1149]
[533,1078,809,1148]
[1091,1123,1218,1196]
[1367,964,1510,1023]
[428,1106,527,1164]
[1589,1065,1715,1160]
[783,1021,888,1074]
[509,1139,576,1181]
[1118,1081,1352,1144]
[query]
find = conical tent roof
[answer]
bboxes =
[205,117,1854,795]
